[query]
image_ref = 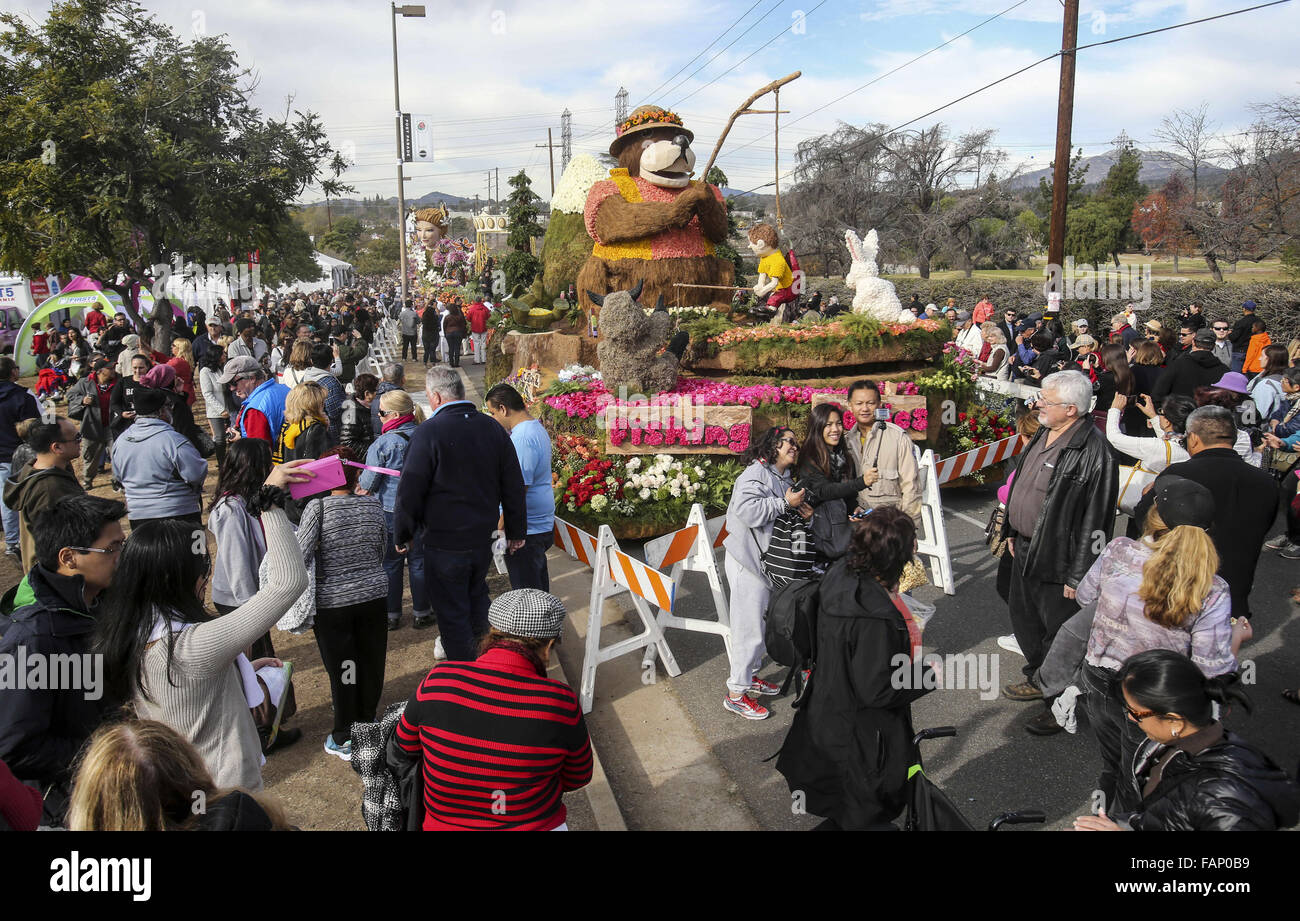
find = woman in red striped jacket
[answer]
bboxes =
[387,589,592,830]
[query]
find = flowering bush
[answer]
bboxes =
[551,154,610,213]
[709,317,944,349]
[543,378,856,420]
[556,364,602,384]
[945,402,1017,456]
[552,441,741,528]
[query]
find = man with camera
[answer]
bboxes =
[844,380,921,525]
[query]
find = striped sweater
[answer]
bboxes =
[295,494,387,609]
[394,647,593,830]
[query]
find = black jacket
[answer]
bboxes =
[775,559,929,829]
[393,401,527,549]
[1229,314,1256,349]
[1132,448,1277,617]
[1125,730,1300,831]
[1150,349,1228,401]
[0,381,40,466]
[796,452,864,519]
[0,565,115,825]
[1001,418,1118,588]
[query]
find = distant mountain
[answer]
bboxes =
[1007,149,1227,191]
[300,191,482,209]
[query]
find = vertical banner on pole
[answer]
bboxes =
[641,504,733,667]
[915,449,955,595]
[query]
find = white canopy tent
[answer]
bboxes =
[279,252,354,294]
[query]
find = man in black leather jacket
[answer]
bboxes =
[1000,370,1118,734]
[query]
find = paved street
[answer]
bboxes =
[549,472,1300,831]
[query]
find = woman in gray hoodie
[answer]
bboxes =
[721,425,808,721]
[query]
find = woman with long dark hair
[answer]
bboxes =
[797,402,866,519]
[1194,381,1262,466]
[1247,343,1289,419]
[1074,649,1299,831]
[1094,342,1135,416]
[776,507,932,829]
[197,344,230,466]
[442,302,468,367]
[96,461,313,792]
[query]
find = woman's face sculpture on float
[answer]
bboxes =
[411,205,449,250]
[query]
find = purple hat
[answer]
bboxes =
[1213,372,1250,394]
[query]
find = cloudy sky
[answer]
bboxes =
[6,0,1299,205]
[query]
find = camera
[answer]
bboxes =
[874,408,891,422]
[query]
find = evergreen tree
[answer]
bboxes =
[503,170,543,290]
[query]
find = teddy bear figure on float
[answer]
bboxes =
[577,105,734,322]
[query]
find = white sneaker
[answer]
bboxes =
[433,635,446,661]
[997,634,1024,657]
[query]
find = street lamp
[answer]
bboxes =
[392,3,425,313]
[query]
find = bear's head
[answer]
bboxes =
[611,106,697,190]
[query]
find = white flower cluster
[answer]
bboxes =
[550,154,610,214]
[557,363,602,383]
[641,305,715,321]
[625,454,703,502]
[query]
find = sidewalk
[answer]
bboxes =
[545,548,760,831]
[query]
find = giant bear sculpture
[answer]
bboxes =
[577,105,733,319]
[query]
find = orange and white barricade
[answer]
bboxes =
[933,434,1023,486]
[640,504,732,669]
[553,518,681,713]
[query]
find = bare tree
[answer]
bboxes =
[1156,103,1217,204]
[881,126,1000,277]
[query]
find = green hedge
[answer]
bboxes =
[799,277,1300,342]
[887,278,1300,343]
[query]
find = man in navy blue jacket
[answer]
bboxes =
[394,366,527,660]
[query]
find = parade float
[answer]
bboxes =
[483,98,1015,538]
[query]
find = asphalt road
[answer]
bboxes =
[621,480,1300,831]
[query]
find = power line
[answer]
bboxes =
[655,0,788,105]
[723,0,1033,156]
[635,0,768,105]
[670,0,832,107]
[725,0,1295,198]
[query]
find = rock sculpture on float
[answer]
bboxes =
[845,229,913,324]
[577,105,734,318]
[589,282,680,395]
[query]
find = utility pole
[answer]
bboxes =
[390,4,426,311]
[1046,0,1080,313]
[486,172,492,209]
[536,128,560,195]
[495,167,500,207]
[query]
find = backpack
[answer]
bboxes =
[763,578,820,704]
[761,508,817,587]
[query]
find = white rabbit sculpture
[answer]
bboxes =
[844,229,911,323]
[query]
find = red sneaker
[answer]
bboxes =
[723,694,771,720]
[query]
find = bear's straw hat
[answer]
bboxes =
[610,105,693,156]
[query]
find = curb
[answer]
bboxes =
[452,362,627,831]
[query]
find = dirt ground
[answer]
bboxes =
[4,357,589,831]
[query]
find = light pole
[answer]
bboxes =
[391,3,425,312]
